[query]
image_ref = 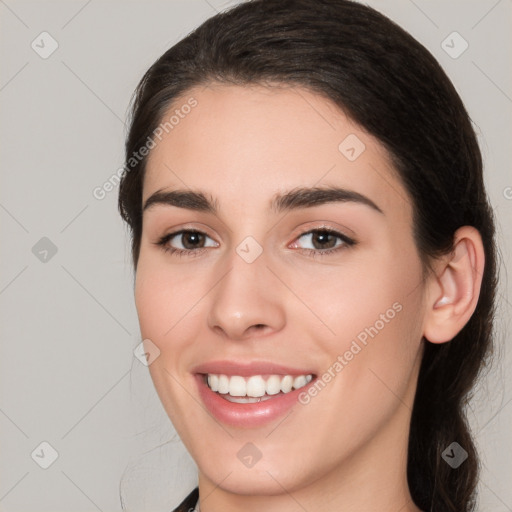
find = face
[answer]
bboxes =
[135,83,427,497]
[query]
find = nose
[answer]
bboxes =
[207,245,286,341]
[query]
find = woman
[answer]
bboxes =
[118,0,498,510]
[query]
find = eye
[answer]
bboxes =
[155,230,218,257]
[291,228,356,257]
[154,227,356,259]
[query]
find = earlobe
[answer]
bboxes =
[423,226,485,344]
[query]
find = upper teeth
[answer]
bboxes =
[207,374,313,397]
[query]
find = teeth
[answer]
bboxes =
[266,375,282,395]
[218,374,230,394]
[208,374,219,392]
[246,375,266,397]
[229,376,246,397]
[224,394,275,404]
[280,375,293,393]
[293,375,307,389]
[206,373,314,398]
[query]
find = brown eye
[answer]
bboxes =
[294,228,355,255]
[155,229,218,257]
[179,231,206,249]
[309,230,339,250]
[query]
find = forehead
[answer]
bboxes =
[143,83,412,221]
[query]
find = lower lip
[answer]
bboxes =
[194,374,315,428]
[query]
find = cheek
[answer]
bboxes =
[335,261,423,407]
[134,260,206,429]
[134,254,201,340]
[299,244,424,396]
[134,270,171,340]
[289,243,422,345]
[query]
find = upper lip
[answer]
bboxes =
[191,360,316,377]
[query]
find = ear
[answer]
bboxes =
[423,226,485,344]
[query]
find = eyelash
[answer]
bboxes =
[154,227,356,259]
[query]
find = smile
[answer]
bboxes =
[205,373,314,403]
[194,368,317,427]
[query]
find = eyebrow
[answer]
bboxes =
[143,185,384,215]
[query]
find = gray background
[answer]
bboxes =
[0,0,510,510]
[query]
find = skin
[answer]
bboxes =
[134,83,485,512]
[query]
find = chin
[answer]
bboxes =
[201,465,306,496]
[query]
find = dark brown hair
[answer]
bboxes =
[118,1,498,510]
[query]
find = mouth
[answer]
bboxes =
[201,372,315,403]
[193,364,318,427]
